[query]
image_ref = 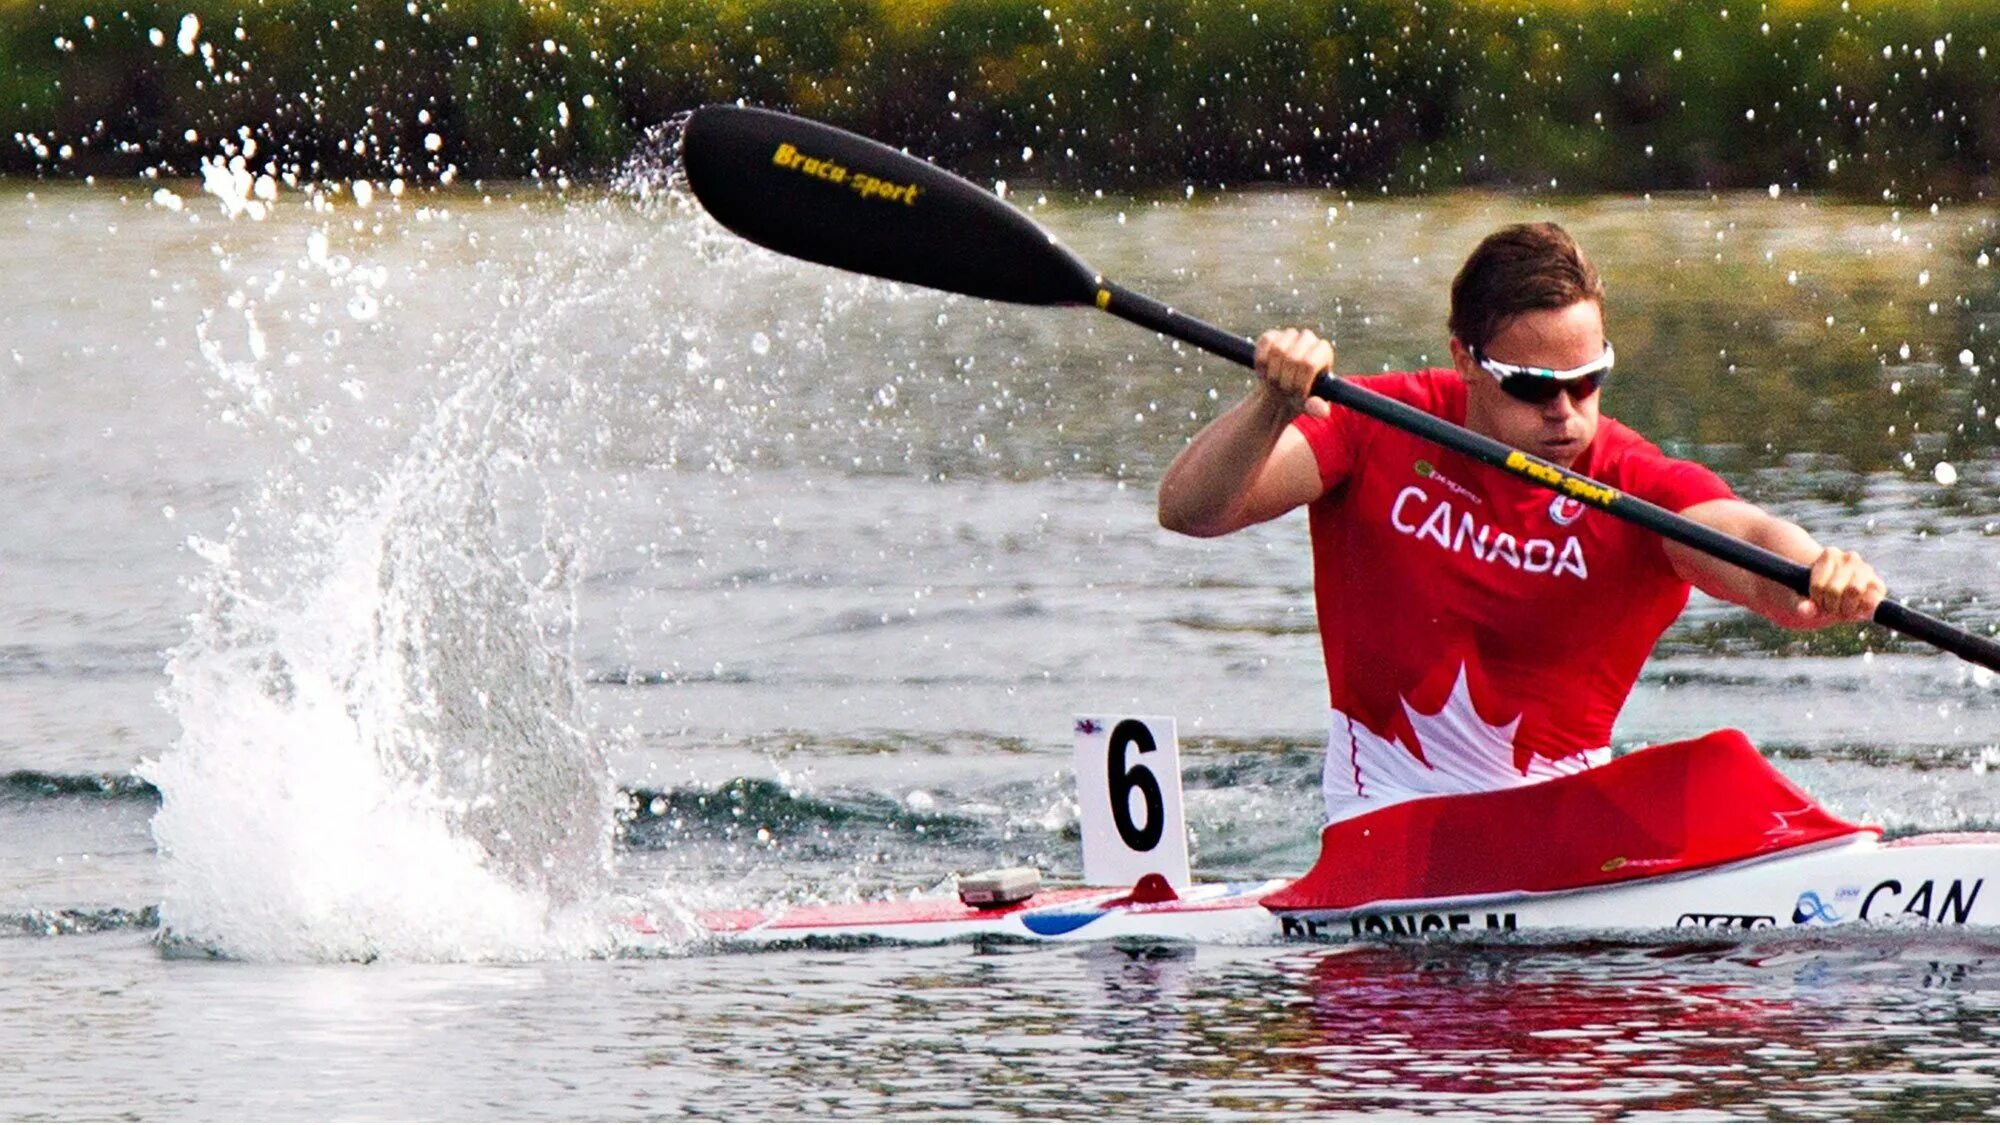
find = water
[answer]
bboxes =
[6,161,2000,1115]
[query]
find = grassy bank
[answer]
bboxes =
[3,0,1996,197]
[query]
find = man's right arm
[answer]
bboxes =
[1157,328,1335,537]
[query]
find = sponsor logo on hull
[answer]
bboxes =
[1792,891,1841,925]
[1676,912,1777,930]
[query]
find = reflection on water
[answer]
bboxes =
[1265,943,1814,1113]
[11,930,2000,1119]
[1236,938,2000,1118]
[624,936,2000,1119]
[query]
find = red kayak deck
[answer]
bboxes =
[1263,729,1875,911]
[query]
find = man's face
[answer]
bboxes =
[1453,300,1606,468]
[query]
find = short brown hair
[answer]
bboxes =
[1448,222,1604,352]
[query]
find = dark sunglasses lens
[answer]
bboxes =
[1500,374,1564,404]
[1501,371,1603,404]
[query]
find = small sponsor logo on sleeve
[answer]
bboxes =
[1414,459,1482,505]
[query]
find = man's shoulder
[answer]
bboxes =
[1588,416,1685,471]
[1293,369,1463,492]
[1587,416,1736,504]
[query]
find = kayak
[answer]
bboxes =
[664,106,2000,949]
[633,725,2000,948]
[651,830,2000,947]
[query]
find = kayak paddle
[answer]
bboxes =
[678,103,2000,674]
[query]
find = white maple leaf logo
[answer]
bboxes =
[1328,664,1609,820]
[1396,664,1524,782]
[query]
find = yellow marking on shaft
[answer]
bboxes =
[1503,450,1620,507]
[1096,289,1112,310]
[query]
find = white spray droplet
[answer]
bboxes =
[749,331,770,356]
[1935,462,1959,486]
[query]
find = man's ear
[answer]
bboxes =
[1447,336,1476,376]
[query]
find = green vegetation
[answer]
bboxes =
[2,0,1996,195]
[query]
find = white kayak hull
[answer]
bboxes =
[1289,833,2000,938]
[655,833,2000,948]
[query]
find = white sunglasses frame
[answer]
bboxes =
[1473,341,1616,383]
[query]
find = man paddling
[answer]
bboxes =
[1157,222,1887,823]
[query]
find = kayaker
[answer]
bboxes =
[1157,221,1888,823]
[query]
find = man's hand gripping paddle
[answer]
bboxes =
[679,103,2000,674]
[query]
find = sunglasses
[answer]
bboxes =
[1475,342,1614,405]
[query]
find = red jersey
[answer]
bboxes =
[1291,369,1734,820]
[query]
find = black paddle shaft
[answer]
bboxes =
[681,104,2000,674]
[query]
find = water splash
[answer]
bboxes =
[135,145,713,961]
[134,110,1019,959]
[146,354,620,960]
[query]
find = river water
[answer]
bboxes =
[6,157,2000,1116]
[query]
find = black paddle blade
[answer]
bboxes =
[681,104,1099,306]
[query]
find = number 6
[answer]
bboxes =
[1108,719,1165,852]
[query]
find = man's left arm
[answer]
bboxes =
[1666,499,1887,629]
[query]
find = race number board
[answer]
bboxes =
[1073,716,1191,890]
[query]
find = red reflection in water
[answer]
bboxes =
[1274,944,1800,1108]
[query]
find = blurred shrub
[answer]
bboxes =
[2,0,1994,197]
